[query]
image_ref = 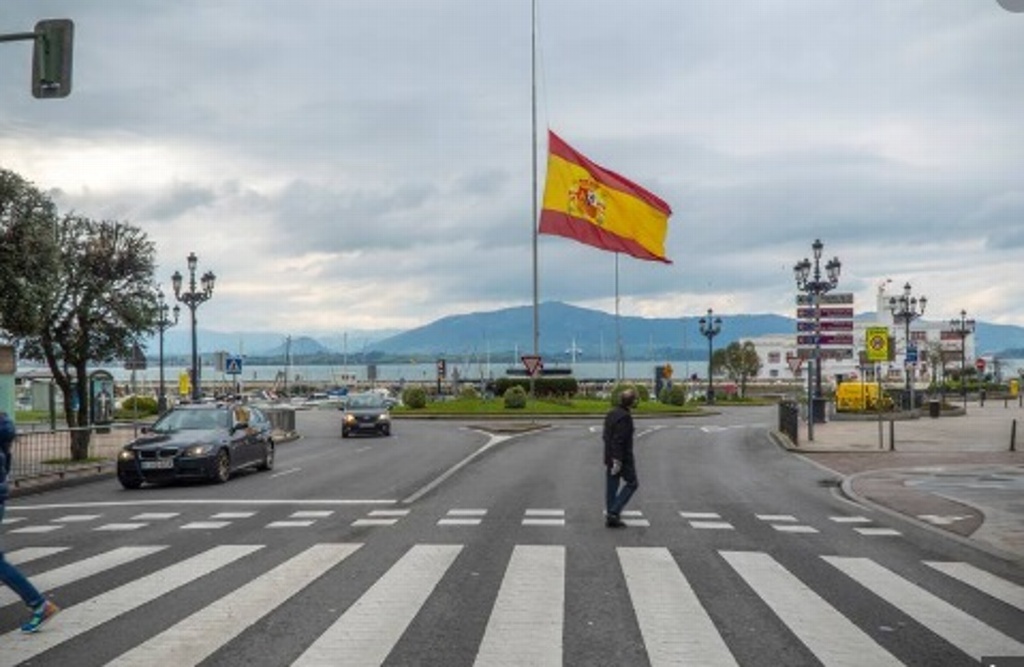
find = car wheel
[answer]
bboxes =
[212,449,231,484]
[258,442,275,471]
[381,425,391,436]
[119,475,142,490]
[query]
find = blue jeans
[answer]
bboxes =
[0,503,45,609]
[605,461,638,517]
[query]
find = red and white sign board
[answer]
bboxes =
[521,355,543,377]
[975,358,986,372]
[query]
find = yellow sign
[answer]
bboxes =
[865,327,889,362]
[178,370,191,397]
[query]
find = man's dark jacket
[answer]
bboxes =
[603,405,635,467]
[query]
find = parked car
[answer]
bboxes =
[116,403,274,489]
[341,392,392,438]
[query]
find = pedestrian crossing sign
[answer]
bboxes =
[225,355,243,375]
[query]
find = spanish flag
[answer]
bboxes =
[539,130,672,263]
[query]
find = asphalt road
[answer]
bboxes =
[2,407,1023,666]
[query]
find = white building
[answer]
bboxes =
[748,282,977,387]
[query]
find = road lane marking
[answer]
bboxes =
[51,514,101,523]
[6,547,69,566]
[854,527,901,536]
[824,555,1024,660]
[6,498,398,511]
[925,561,1024,612]
[619,547,737,666]
[0,544,262,664]
[181,521,232,530]
[107,543,362,667]
[723,551,902,666]
[270,467,302,478]
[293,544,461,666]
[475,545,563,666]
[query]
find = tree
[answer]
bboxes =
[0,168,160,459]
[711,341,762,398]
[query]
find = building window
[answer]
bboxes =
[768,352,781,364]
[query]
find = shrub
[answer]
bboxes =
[610,383,645,407]
[659,384,687,406]
[118,395,158,416]
[402,386,428,409]
[503,385,527,409]
[493,377,579,398]
[459,385,479,400]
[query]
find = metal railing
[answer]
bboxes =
[778,401,800,446]
[7,424,137,485]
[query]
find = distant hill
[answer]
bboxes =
[140,301,1024,361]
[370,302,795,360]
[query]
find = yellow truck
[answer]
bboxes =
[835,381,893,412]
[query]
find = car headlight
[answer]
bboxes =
[185,444,215,457]
[118,450,136,461]
[344,414,356,425]
[377,413,390,422]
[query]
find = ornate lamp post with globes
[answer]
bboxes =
[889,282,926,411]
[155,290,180,414]
[793,238,841,439]
[698,308,722,404]
[172,252,215,402]
[948,309,975,410]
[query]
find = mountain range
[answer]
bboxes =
[144,301,1024,362]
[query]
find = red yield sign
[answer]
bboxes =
[975,358,986,372]
[521,355,543,377]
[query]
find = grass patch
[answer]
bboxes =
[42,457,108,466]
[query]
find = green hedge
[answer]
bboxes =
[493,377,579,398]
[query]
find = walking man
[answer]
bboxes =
[0,410,60,633]
[603,387,638,528]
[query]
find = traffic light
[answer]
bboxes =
[32,19,73,98]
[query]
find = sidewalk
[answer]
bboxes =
[781,400,1024,562]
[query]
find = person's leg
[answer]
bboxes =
[609,462,639,516]
[605,468,620,516]
[0,553,45,609]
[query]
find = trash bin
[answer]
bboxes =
[928,399,941,418]
[812,398,829,424]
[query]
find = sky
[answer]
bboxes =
[2,1,1023,340]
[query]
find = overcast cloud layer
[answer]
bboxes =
[2,1,1022,338]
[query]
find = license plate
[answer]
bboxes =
[140,460,174,470]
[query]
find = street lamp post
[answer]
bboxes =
[888,282,926,412]
[172,252,215,402]
[155,291,180,414]
[949,309,975,410]
[794,239,841,439]
[698,308,722,404]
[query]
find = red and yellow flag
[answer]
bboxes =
[539,130,672,263]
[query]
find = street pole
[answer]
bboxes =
[794,239,841,438]
[698,308,721,404]
[172,252,215,402]
[889,282,926,413]
[155,291,179,414]
[949,309,975,411]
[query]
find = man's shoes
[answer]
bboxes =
[21,600,59,633]
[605,514,626,528]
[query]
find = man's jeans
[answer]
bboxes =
[605,462,639,517]
[0,503,45,609]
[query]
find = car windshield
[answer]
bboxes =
[152,409,229,433]
[347,394,384,409]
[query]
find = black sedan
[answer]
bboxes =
[117,404,274,489]
[340,393,392,438]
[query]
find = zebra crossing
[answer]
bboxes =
[2,538,1023,665]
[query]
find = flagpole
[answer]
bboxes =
[531,0,539,360]
[615,253,622,383]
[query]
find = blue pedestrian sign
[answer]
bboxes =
[905,345,918,364]
[225,355,243,375]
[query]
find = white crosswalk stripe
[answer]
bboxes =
[619,547,736,666]
[823,555,1024,661]
[108,543,362,667]
[0,546,166,609]
[1,541,1020,666]
[722,551,903,666]
[474,545,565,666]
[0,545,261,665]
[293,544,462,666]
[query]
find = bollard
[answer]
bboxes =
[1012,419,1017,453]
[889,420,895,451]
